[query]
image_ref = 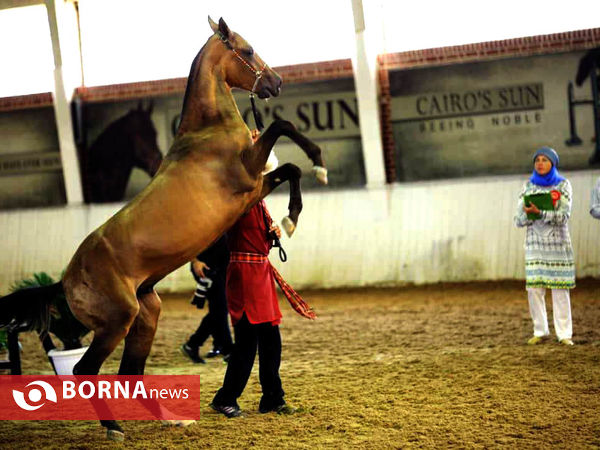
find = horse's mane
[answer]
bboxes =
[179,41,209,120]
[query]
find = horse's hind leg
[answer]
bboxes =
[119,290,195,427]
[261,163,303,237]
[68,284,140,442]
[72,326,137,441]
[72,304,139,376]
[118,289,161,376]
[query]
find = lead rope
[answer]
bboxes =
[261,202,287,263]
[248,65,266,131]
[250,94,264,131]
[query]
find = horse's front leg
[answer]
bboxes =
[242,120,328,185]
[261,163,302,237]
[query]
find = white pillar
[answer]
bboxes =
[45,0,83,204]
[350,0,387,189]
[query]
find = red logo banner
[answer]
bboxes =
[0,375,200,420]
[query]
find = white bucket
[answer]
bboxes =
[48,347,88,375]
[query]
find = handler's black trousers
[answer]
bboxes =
[212,314,284,409]
[187,272,233,355]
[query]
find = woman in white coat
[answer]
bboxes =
[514,146,575,346]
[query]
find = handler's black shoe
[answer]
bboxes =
[180,344,205,364]
[206,348,221,358]
[210,402,242,418]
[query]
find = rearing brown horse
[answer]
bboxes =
[0,16,326,440]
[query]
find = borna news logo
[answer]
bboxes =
[0,375,201,420]
[12,380,58,411]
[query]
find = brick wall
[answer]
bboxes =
[0,93,53,113]
[379,28,600,70]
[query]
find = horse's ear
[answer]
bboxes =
[218,18,232,41]
[208,16,219,34]
[146,100,154,116]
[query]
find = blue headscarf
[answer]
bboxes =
[529,146,565,186]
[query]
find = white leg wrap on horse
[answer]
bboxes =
[281,216,296,237]
[312,166,328,185]
[106,429,125,442]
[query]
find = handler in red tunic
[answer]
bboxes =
[226,201,282,327]
[210,197,315,418]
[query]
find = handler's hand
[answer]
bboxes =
[524,202,541,215]
[192,260,209,278]
[269,225,282,239]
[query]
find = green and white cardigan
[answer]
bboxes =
[514,179,575,289]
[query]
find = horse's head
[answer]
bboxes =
[208,17,282,99]
[127,101,163,176]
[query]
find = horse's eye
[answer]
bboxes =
[244,48,254,57]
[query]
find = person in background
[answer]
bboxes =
[589,176,600,219]
[181,235,233,364]
[514,146,575,346]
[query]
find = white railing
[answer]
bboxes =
[1,170,599,294]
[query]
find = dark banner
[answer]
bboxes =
[390,49,599,181]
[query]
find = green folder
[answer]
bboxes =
[524,193,554,220]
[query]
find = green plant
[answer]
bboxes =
[9,272,88,349]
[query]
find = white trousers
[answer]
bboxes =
[527,288,572,340]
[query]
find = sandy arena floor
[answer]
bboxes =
[0,279,599,449]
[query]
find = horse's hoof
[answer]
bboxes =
[312,166,328,185]
[106,429,125,442]
[161,419,196,427]
[281,216,296,237]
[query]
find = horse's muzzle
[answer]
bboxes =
[257,70,282,99]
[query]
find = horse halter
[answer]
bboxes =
[216,31,267,130]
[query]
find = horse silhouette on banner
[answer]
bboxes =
[81,102,163,203]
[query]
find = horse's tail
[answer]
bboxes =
[0,281,63,334]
